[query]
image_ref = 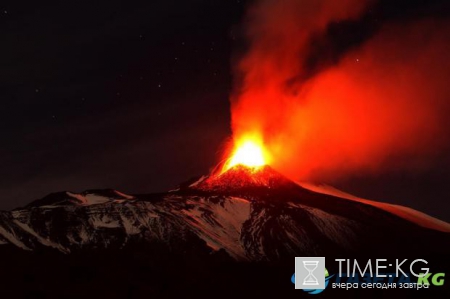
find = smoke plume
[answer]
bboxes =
[230,0,450,181]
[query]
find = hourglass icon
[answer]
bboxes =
[302,260,319,285]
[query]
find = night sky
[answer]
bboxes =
[1,0,449,222]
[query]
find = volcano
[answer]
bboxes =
[0,166,449,297]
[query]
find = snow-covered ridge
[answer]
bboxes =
[25,189,135,208]
[0,167,448,260]
[0,190,254,259]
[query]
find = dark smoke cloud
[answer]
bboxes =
[302,0,450,80]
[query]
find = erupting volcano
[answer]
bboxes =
[222,136,270,172]
[2,0,450,297]
[1,142,449,297]
[206,134,290,191]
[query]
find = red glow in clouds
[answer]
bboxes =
[227,0,450,181]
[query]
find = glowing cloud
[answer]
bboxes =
[227,0,450,181]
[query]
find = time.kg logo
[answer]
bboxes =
[292,257,333,294]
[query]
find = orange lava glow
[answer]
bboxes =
[222,134,271,172]
[225,0,450,181]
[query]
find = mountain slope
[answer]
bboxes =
[0,166,448,260]
[298,182,450,233]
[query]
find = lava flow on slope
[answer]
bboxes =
[195,165,294,192]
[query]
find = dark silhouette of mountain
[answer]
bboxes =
[0,166,448,298]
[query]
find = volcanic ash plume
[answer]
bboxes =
[229,0,450,181]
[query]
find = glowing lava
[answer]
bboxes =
[222,135,271,172]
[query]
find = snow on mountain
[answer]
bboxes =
[0,167,448,260]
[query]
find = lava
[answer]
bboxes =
[222,134,271,173]
[199,164,293,192]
